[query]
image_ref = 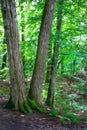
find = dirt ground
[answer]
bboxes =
[0,95,87,130]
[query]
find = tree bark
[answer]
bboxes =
[45,42,52,83]
[46,0,64,107]
[28,0,56,105]
[1,0,27,111]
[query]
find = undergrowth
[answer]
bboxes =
[0,74,87,124]
[43,75,87,124]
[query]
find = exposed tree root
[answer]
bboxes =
[3,97,48,114]
[27,98,47,113]
[19,100,32,114]
[3,98,32,114]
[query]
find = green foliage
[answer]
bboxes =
[59,112,80,124]
[48,75,87,124]
[65,112,80,124]
[0,0,87,78]
[0,67,9,79]
[0,0,87,125]
[0,87,9,95]
[72,101,87,111]
[59,116,66,124]
[49,108,58,117]
[42,83,50,102]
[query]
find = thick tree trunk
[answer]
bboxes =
[28,0,56,105]
[46,0,64,107]
[1,0,28,111]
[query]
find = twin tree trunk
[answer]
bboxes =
[1,0,56,112]
[1,0,26,110]
[28,0,56,105]
[46,0,64,107]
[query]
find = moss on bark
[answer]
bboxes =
[4,97,48,114]
[27,98,47,113]
[19,103,28,113]
[4,98,32,114]
[23,100,32,113]
[19,100,32,114]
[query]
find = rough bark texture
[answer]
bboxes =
[28,0,56,104]
[1,0,25,110]
[46,0,64,107]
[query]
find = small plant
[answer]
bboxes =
[0,67,9,79]
[59,116,67,124]
[65,112,80,124]
[49,108,59,117]
[0,87,9,95]
[59,112,80,124]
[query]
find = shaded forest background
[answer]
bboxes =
[0,0,87,125]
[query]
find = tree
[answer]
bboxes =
[45,41,53,83]
[46,0,64,107]
[1,0,31,113]
[28,0,56,106]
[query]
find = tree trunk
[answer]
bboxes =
[45,42,52,83]
[46,0,64,107]
[1,0,30,112]
[28,0,56,105]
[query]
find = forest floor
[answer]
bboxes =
[0,72,87,130]
[0,95,87,130]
